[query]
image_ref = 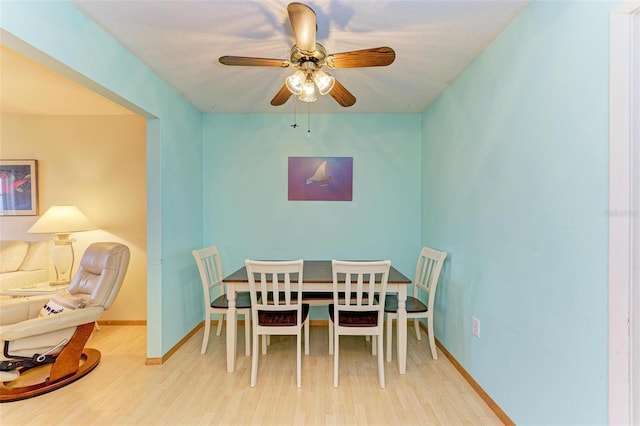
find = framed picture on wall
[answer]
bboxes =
[0,160,38,216]
[288,157,353,201]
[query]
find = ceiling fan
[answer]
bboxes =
[219,2,395,107]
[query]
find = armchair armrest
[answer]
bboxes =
[0,306,103,342]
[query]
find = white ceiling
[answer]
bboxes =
[0,1,527,116]
[65,0,528,114]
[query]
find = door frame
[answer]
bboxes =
[609,3,640,425]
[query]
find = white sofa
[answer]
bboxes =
[0,240,50,291]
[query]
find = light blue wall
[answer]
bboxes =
[2,1,619,421]
[421,1,613,424]
[202,113,422,278]
[0,1,204,357]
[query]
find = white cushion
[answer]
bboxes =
[0,241,28,273]
[39,292,86,316]
[19,241,49,271]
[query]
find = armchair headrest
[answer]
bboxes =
[67,242,130,309]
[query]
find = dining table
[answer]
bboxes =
[222,260,412,374]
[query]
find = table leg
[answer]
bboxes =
[226,284,237,373]
[397,286,407,374]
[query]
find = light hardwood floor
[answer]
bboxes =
[0,325,503,425]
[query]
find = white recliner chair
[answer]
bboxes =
[0,242,130,402]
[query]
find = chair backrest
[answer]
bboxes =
[66,242,130,309]
[192,246,225,309]
[331,260,391,316]
[413,246,448,312]
[245,259,304,322]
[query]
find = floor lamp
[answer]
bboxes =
[28,205,96,285]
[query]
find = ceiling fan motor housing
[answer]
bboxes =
[290,43,327,69]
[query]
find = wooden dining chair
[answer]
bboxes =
[328,260,391,388]
[385,246,447,361]
[192,246,252,356]
[245,259,309,388]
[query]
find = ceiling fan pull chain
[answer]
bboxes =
[291,101,298,128]
[307,103,311,138]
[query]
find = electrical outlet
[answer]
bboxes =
[472,317,480,337]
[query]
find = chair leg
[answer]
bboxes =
[372,335,377,356]
[328,320,334,355]
[262,335,267,355]
[414,318,422,341]
[333,332,339,388]
[377,332,385,388]
[297,332,302,388]
[201,316,211,355]
[216,313,224,336]
[244,314,251,357]
[386,315,393,362]
[304,320,309,355]
[251,330,259,387]
[427,318,438,360]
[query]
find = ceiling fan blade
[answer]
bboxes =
[329,79,356,107]
[287,2,317,53]
[325,47,395,69]
[219,56,290,67]
[271,84,293,106]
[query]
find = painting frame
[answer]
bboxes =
[0,160,38,216]
[288,156,353,201]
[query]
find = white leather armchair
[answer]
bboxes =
[0,242,130,402]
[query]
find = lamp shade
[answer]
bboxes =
[28,205,96,234]
[285,70,306,95]
[313,70,335,95]
[299,80,317,102]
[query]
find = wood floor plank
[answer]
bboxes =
[0,325,504,425]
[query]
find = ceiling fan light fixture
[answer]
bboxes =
[299,79,317,102]
[313,70,335,95]
[285,70,306,95]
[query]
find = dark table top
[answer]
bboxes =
[223,260,411,284]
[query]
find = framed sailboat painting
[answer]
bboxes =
[288,157,353,201]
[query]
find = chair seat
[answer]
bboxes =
[328,304,378,327]
[258,304,310,326]
[384,295,427,313]
[211,291,252,309]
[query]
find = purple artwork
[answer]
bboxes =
[0,160,38,216]
[288,157,353,201]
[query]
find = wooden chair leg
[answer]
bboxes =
[216,314,224,336]
[386,315,393,362]
[377,332,385,388]
[328,321,334,355]
[296,332,302,388]
[333,332,339,388]
[427,319,438,360]
[414,318,422,341]
[244,314,251,357]
[304,320,309,355]
[201,317,211,355]
[251,330,259,387]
